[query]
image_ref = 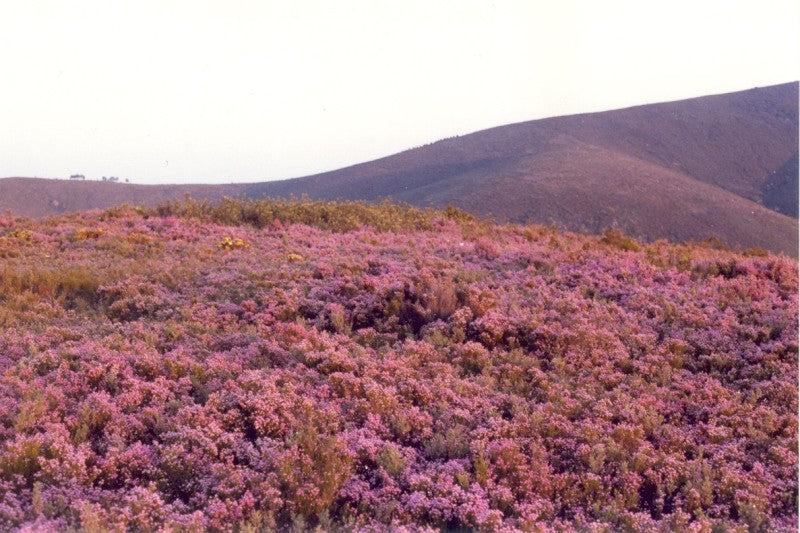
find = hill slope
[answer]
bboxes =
[251,82,798,255]
[2,82,798,254]
[257,82,798,207]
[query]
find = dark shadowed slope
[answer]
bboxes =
[1,82,797,254]
[538,82,798,203]
[763,151,799,217]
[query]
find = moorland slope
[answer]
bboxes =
[0,199,796,530]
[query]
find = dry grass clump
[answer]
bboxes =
[0,265,102,307]
[69,228,105,241]
[151,195,478,233]
[600,228,641,252]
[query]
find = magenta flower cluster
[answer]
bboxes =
[0,207,796,531]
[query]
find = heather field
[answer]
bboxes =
[0,199,796,532]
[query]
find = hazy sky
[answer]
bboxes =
[1,1,798,184]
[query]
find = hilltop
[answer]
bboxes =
[1,82,798,255]
[0,199,796,530]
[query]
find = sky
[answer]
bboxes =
[1,0,798,184]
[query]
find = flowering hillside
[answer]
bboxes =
[0,199,797,531]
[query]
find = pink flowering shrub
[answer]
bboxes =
[0,199,796,531]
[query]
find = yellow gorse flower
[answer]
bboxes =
[8,229,34,241]
[218,236,251,250]
[72,228,105,241]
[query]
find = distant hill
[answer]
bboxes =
[0,178,243,218]
[1,82,798,255]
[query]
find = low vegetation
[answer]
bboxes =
[149,195,477,233]
[0,199,796,531]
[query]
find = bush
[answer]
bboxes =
[600,229,641,252]
[70,227,105,241]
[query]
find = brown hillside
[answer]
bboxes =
[248,82,798,255]
[253,82,798,205]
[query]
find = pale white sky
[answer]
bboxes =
[1,0,798,184]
